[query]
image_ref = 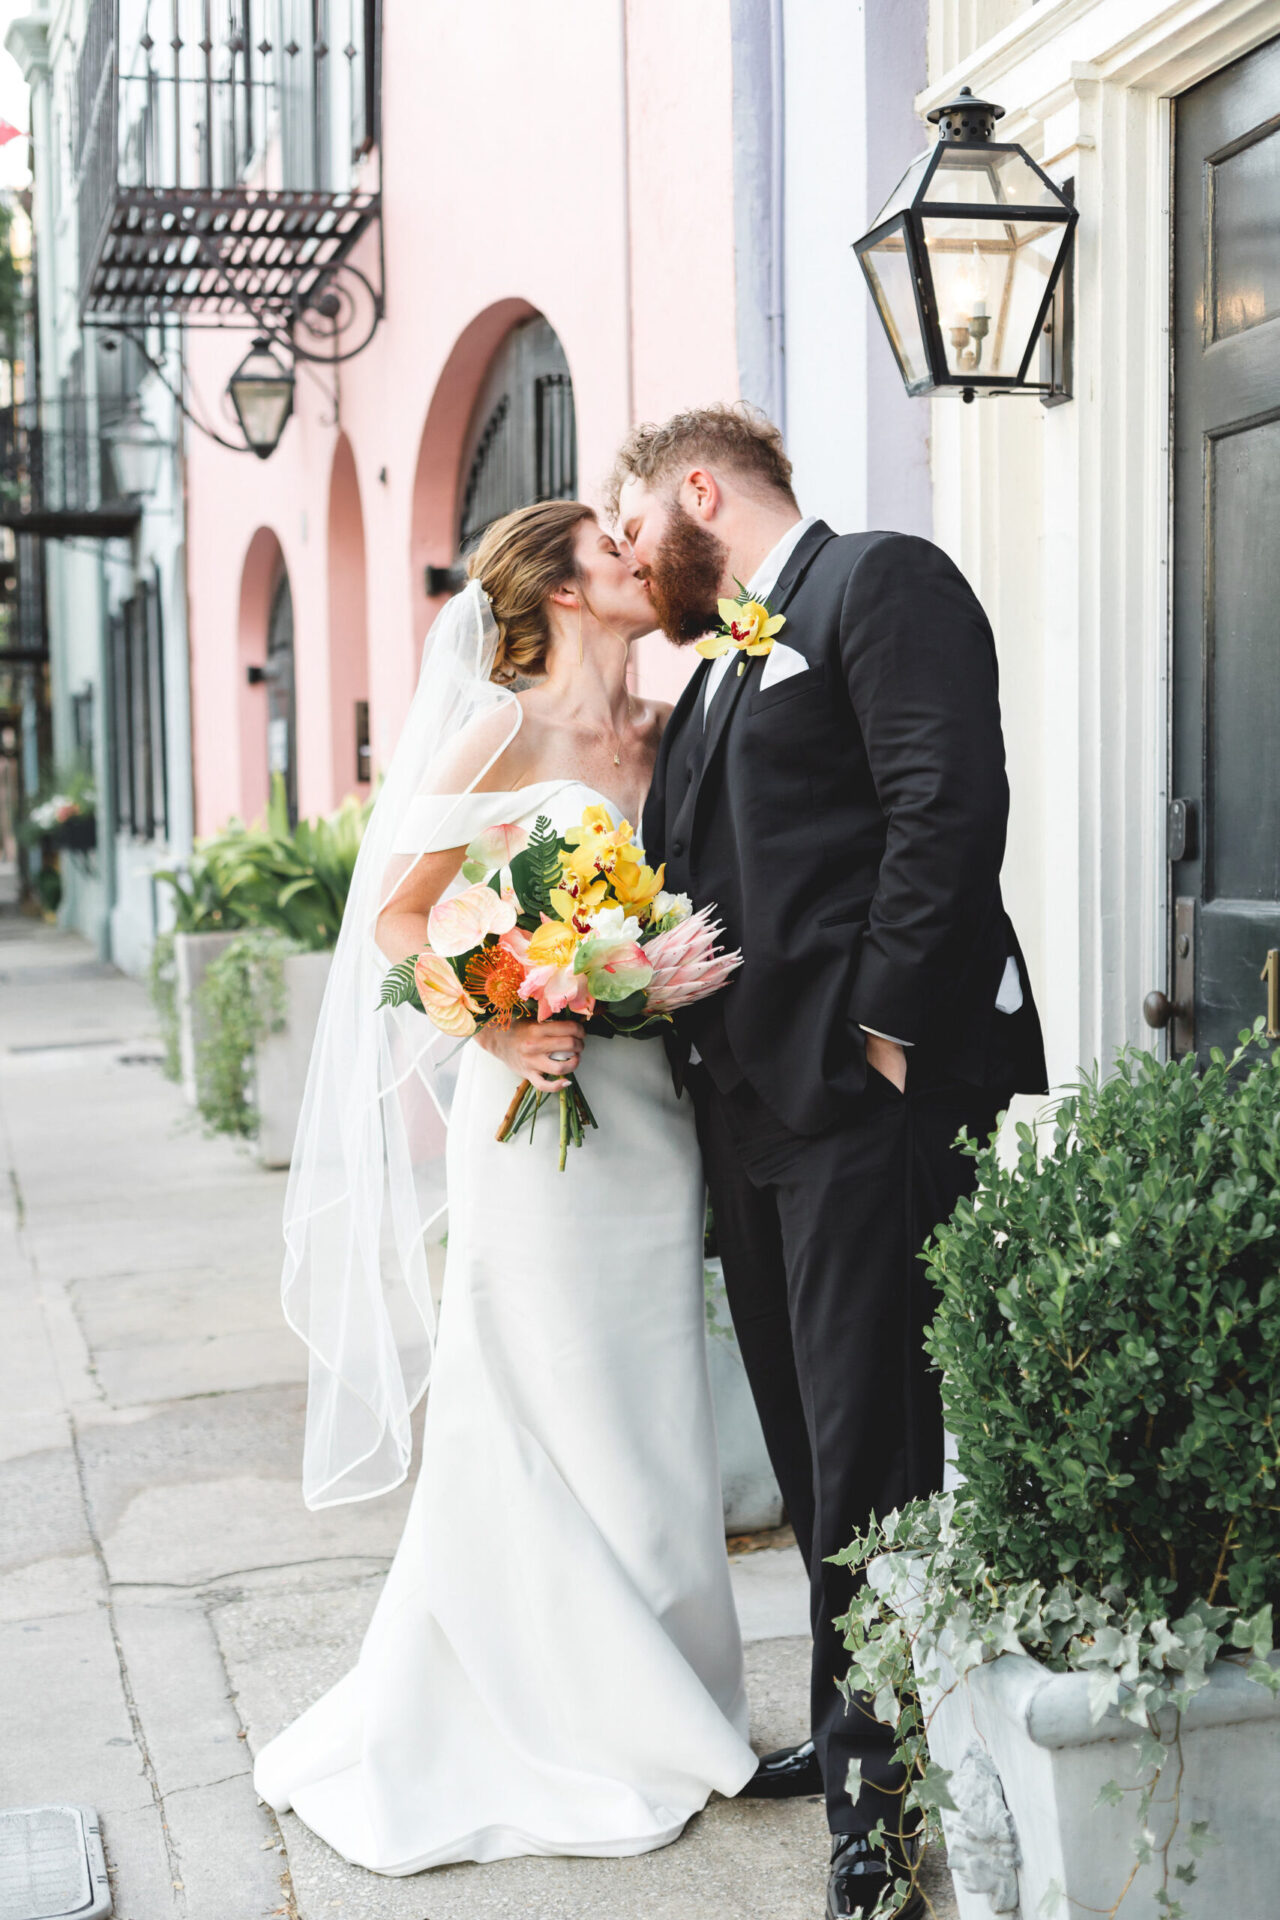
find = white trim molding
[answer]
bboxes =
[920,0,1276,1086]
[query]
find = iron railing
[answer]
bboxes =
[0,404,143,538]
[76,0,381,323]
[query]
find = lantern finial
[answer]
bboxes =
[926,86,1005,142]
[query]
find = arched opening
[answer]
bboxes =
[266,573,298,827]
[408,300,579,653]
[327,433,371,801]
[457,316,577,554]
[236,526,287,826]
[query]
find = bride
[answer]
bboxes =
[253,500,759,1873]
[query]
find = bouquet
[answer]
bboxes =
[379,805,741,1169]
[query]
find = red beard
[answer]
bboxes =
[643,504,729,645]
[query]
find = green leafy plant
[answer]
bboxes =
[836,1033,1280,1918]
[157,776,370,945]
[194,929,298,1137]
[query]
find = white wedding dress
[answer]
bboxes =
[254,780,757,1873]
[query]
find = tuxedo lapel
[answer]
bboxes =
[694,519,837,799]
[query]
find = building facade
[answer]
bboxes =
[7,0,196,970]
[176,0,930,836]
[916,0,1280,1087]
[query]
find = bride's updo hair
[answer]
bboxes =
[466,499,596,685]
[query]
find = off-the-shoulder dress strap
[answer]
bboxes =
[390,779,578,856]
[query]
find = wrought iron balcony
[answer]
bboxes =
[76,1,381,325]
[0,404,143,539]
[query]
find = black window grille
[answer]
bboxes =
[455,318,578,557]
[108,574,168,841]
[71,683,95,765]
[458,395,512,554]
[535,374,577,503]
[354,697,370,784]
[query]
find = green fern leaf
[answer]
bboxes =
[378,957,424,1012]
[509,815,564,919]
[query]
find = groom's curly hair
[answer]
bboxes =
[604,403,797,519]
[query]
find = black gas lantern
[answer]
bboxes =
[854,87,1077,402]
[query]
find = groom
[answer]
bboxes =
[611,406,1046,1919]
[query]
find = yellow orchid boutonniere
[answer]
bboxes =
[695,580,787,676]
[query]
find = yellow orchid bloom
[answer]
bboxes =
[694,630,736,661]
[565,805,632,854]
[717,596,787,656]
[526,918,581,969]
[550,875,608,924]
[611,862,665,911]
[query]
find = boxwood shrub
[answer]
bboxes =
[926,1037,1280,1614]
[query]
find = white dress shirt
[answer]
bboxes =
[702,516,818,722]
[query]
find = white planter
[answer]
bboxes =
[254,949,333,1169]
[873,1559,1280,1919]
[704,1257,784,1535]
[174,929,239,1106]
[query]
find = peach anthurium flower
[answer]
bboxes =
[427,883,517,957]
[576,933,653,1003]
[520,963,595,1022]
[465,822,530,873]
[414,951,483,1037]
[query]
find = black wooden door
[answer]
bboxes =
[1169,37,1280,1060]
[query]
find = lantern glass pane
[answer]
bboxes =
[859,224,929,389]
[924,144,1064,211]
[869,151,932,228]
[921,215,1065,380]
[231,377,294,452]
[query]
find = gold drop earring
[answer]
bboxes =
[576,601,584,668]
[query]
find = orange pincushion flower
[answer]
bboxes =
[464,941,528,1026]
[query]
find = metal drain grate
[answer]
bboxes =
[0,1806,111,1920]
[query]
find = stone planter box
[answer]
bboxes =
[174,929,239,1106]
[254,949,333,1170]
[871,1558,1280,1919]
[704,1256,784,1535]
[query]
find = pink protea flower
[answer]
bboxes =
[642,906,742,1013]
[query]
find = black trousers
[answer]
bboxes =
[693,1059,1000,1834]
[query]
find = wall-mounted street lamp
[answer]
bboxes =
[227,336,297,460]
[102,396,166,499]
[854,87,1078,404]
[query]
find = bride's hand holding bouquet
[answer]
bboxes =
[379,804,740,1169]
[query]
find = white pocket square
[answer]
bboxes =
[759,641,809,691]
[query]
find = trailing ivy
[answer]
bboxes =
[148,928,181,1082]
[194,930,299,1138]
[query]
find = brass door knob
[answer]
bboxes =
[1143,990,1173,1029]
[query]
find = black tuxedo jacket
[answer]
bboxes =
[642,521,1047,1136]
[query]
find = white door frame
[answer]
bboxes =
[918,0,1279,1085]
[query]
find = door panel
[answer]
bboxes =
[1170,36,1280,1059]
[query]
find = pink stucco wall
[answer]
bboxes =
[184,0,740,835]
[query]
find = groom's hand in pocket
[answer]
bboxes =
[863,1031,908,1093]
[476,1019,586,1092]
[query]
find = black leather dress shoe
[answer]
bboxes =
[826,1832,924,1919]
[738,1739,824,1799]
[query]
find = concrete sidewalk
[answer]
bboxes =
[0,914,956,1920]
